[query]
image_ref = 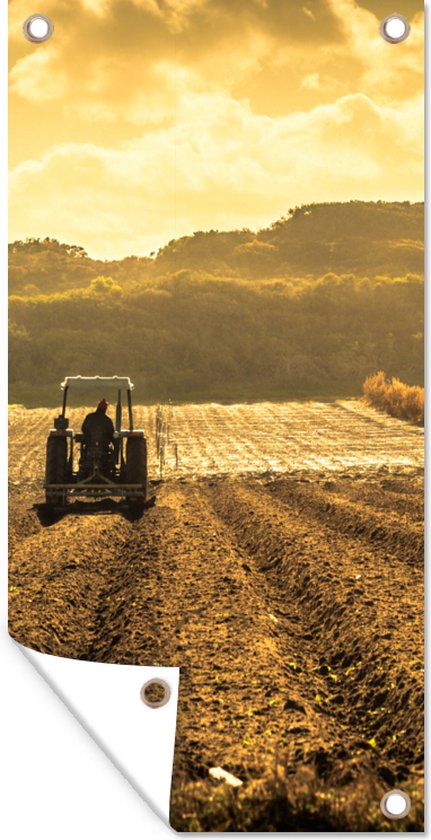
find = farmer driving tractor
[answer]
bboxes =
[82,398,115,446]
[80,398,115,478]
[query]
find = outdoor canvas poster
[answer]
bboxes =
[8,0,424,832]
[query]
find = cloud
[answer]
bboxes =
[326,0,424,97]
[8,0,424,256]
[302,73,320,90]
[8,0,423,125]
[302,5,316,22]
[9,91,423,259]
[10,47,67,101]
[357,1,422,16]
[8,0,343,110]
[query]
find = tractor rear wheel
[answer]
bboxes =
[126,436,147,510]
[45,436,67,505]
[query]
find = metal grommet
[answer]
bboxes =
[380,789,411,820]
[140,678,171,708]
[380,13,410,44]
[23,14,54,43]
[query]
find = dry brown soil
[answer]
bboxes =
[8,400,424,829]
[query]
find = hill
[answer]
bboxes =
[9,201,424,296]
[8,201,423,405]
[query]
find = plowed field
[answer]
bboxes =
[8,400,424,831]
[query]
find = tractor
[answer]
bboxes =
[44,376,148,512]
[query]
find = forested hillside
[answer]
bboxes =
[9,202,424,405]
[9,201,423,295]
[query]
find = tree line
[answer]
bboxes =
[9,201,424,296]
[9,270,423,405]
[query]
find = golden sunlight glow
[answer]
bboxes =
[9,0,423,258]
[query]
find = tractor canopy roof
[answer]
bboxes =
[61,376,134,392]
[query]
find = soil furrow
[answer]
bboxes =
[267,477,423,564]
[9,514,133,657]
[8,402,424,830]
[106,482,366,781]
[312,475,424,519]
[205,479,423,779]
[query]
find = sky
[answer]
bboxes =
[9,0,424,259]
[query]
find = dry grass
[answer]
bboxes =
[363,371,424,425]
